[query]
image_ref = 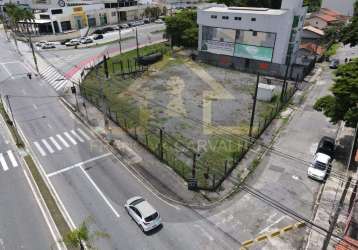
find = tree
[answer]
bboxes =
[144,6,161,20]
[314,59,358,127]
[164,10,198,48]
[340,1,358,46]
[61,218,110,249]
[303,0,322,12]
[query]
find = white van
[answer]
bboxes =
[307,153,331,181]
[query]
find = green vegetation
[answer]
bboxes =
[24,155,73,249]
[62,218,109,249]
[314,59,358,127]
[144,6,162,20]
[0,100,24,147]
[340,1,358,47]
[164,10,198,48]
[324,43,340,57]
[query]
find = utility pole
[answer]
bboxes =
[249,72,260,138]
[322,177,352,250]
[26,24,39,73]
[116,0,122,54]
[281,51,292,102]
[5,95,19,145]
[135,27,139,59]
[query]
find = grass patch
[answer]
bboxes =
[0,101,24,147]
[24,155,74,249]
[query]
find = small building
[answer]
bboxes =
[302,25,324,41]
[322,0,356,16]
[197,0,307,79]
[305,8,348,29]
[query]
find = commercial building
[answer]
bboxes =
[197,0,307,78]
[322,0,356,16]
[29,0,146,35]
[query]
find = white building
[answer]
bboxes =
[322,0,355,16]
[30,0,146,34]
[197,0,307,66]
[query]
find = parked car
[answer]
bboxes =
[81,37,93,44]
[329,59,340,69]
[120,23,129,29]
[60,39,71,45]
[308,153,332,181]
[136,20,145,26]
[35,40,48,47]
[128,21,137,27]
[93,34,104,40]
[125,196,161,232]
[41,43,56,49]
[102,27,115,33]
[65,39,80,46]
[316,136,335,159]
[93,29,104,34]
[154,19,164,24]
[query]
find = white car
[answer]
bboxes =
[41,43,56,49]
[125,196,161,232]
[308,153,331,181]
[154,19,164,24]
[81,37,93,44]
[35,40,48,47]
[65,39,80,46]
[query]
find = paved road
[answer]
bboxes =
[1,33,240,249]
[200,45,358,249]
[0,39,56,250]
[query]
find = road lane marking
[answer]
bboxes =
[42,139,55,154]
[34,141,47,156]
[194,224,214,241]
[71,130,84,142]
[49,136,62,151]
[80,166,120,218]
[1,64,14,79]
[77,128,91,140]
[64,132,77,145]
[56,134,70,148]
[33,104,38,110]
[47,153,112,177]
[7,150,18,167]
[0,154,8,171]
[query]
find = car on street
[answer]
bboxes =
[128,21,137,27]
[308,152,332,181]
[60,39,71,45]
[124,196,161,232]
[41,43,56,49]
[35,40,48,47]
[102,27,115,33]
[154,19,164,24]
[65,39,80,46]
[92,34,104,40]
[329,59,340,69]
[81,37,93,44]
[316,136,335,159]
[120,23,129,29]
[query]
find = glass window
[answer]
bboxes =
[236,30,276,47]
[202,26,236,43]
[234,17,241,20]
[222,16,229,20]
[210,15,217,19]
[145,212,159,222]
[251,17,256,21]
[130,198,145,206]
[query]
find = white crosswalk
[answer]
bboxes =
[33,128,92,157]
[0,150,19,172]
[37,61,70,92]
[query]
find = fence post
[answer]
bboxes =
[192,153,197,179]
[124,118,127,130]
[224,160,228,174]
[159,128,164,160]
[212,174,216,189]
[145,133,148,146]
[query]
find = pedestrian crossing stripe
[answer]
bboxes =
[33,128,92,156]
[38,63,70,92]
[0,150,19,171]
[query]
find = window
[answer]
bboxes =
[222,16,229,20]
[105,3,110,8]
[234,17,241,20]
[211,15,217,19]
[51,9,63,15]
[252,31,257,36]
[251,17,256,21]
[131,207,142,218]
[112,12,116,17]
[39,14,50,19]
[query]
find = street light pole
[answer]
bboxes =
[116,0,122,54]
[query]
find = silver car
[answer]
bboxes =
[125,196,161,232]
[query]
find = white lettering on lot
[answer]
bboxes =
[42,139,55,154]
[80,166,120,218]
[34,141,47,156]
[77,128,91,141]
[71,130,84,142]
[49,136,62,151]
[64,132,77,145]
[0,154,8,171]
[7,150,18,167]
[56,134,70,148]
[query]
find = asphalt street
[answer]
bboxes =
[0,40,56,249]
[1,32,240,249]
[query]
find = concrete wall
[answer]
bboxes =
[322,0,355,16]
[197,8,294,64]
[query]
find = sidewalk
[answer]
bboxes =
[305,124,357,250]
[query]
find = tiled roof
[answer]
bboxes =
[303,25,325,36]
[300,42,325,56]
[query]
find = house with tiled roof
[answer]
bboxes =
[306,7,348,29]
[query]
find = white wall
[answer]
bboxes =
[322,0,355,16]
[197,9,293,64]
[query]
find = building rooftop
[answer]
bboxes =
[201,6,287,15]
[303,25,325,36]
